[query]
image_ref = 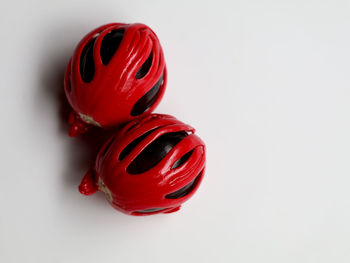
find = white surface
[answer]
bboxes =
[1,0,350,262]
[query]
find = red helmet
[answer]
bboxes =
[79,114,206,216]
[64,23,167,136]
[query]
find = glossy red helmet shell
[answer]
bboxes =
[64,23,167,136]
[79,114,206,216]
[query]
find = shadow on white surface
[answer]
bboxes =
[36,22,119,214]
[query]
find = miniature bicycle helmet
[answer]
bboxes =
[64,23,167,136]
[79,114,206,216]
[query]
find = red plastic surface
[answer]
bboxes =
[78,169,98,196]
[64,23,167,136]
[79,114,206,216]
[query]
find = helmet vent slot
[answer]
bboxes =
[130,74,164,116]
[133,208,166,214]
[126,122,139,133]
[135,52,153,79]
[171,149,194,169]
[165,170,203,199]
[102,136,115,156]
[119,128,158,161]
[127,131,188,174]
[67,79,72,92]
[100,29,125,65]
[80,38,96,83]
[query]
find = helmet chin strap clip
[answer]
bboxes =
[79,168,98,196]
[68,111,90,137]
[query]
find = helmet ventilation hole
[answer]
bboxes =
[165,170,203,199]
[119,128,159,161]
[102,136,116,156]
[67,79,72,92]
[130,74,164,116]
[172,149,194,169]
[133,208,167,214]
[100,29,125,65]
[80,38,96,83]
[126,122,139,133]
[135,52,153,79]
[127,131,188,174]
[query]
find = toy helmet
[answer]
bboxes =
[64,23,167,136]
[79,114,206,216]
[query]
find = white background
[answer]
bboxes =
[1,0,350,262]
